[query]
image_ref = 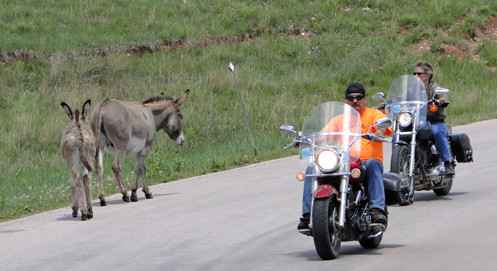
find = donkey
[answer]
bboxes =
[90,89,190,206]
[60,100,96,221]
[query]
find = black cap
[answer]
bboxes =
[346,82,366,96]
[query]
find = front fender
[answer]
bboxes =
[313,184,339,199]
[395,139,409,147]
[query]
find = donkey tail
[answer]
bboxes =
[81,151,93,172]
[93,98,109,161]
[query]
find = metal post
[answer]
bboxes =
[228,62,257,156]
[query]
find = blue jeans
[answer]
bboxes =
[431,122,451,162]
[302,159,385,215]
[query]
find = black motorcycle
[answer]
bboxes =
[374,75,473,205]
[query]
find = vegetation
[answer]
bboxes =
[1,0,496,222]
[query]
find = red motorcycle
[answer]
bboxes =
[281,101,392,260]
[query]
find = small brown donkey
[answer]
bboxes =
[91,89,189,206]
[60,100,96,221]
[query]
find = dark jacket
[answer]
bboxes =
[426,81,449,123]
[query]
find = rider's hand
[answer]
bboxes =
[292,137,300,148]
[375,129,385,139]
[377,103,386,113]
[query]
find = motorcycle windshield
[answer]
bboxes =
[299,102,362,164]
[385,75,427,126]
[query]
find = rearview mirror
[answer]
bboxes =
[280,125,296,136]
[375,118,392,129]
[435,87,449,94]
[371,92,385,102]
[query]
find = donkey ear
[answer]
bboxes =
[174,89,190,107]
[81,99,91,121]
[61,102,73,121]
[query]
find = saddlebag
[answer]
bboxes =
[383,172,409,205]
[450,133,473,163]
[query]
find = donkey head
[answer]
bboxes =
[163,89,189,146]
[61,99,91,124]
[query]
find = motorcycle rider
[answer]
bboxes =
[413,61,454,176]
[298,82,391,231]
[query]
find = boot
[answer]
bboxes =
[443,161,455,177]
[371,208,387,233]
[371,208,387,226]
[297,213,310,230]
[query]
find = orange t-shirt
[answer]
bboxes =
[322,108,391,163]
[359,108,391,163]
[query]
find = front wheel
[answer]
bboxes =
[312,197,342,260]
[433,178,453,195]
[391,144,414,205]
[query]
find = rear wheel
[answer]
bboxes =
[391,145,414,205]
[312,197,342,260]
[433,178,453,195]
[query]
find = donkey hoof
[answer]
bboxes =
[145,193,153,199]
[87,208,93,219]
[100,200,107,206]
[81,214,87,221]
[130,195,138,202]
[122,195,130,202]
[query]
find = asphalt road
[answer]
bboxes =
[1,119,495,271]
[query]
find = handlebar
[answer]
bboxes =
[284,133,390,150]
[283,137,311,150]
[430,98,450,107]
[373,103,385,111]
[362,133,391,143]
[284,142,295,150]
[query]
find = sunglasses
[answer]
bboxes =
[346,94,365,101]
[413,72,426,76]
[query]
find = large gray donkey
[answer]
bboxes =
[91,89,189,206]
[60,100,96,220]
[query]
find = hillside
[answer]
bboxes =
[1,0,496,221]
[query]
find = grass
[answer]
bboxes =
[1,0,497,222]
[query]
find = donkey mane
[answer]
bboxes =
[143,92,174,104]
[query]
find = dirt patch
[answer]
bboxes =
[2,16,496,68]
[413,16,497,69]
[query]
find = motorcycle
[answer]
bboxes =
[373,75,473,206]
[280,101,392,260]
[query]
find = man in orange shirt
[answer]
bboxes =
[299,82,391,231]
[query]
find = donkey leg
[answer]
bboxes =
[130,156,140,202]
[141,163,153,199]
[83,170,93,219]
[97,149,107,206]
[131,154,152,201]
[75,174,88,220]
[68,165,80,218]
[112,152,130,202]
[70,180,78,217]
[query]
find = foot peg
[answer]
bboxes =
[298,228,312,236]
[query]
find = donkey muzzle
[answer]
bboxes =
[175,132,185,146]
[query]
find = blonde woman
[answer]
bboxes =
[414,61,454,176]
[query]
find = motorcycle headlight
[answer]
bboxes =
[316,150,339,172]
[398,112,412,127]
